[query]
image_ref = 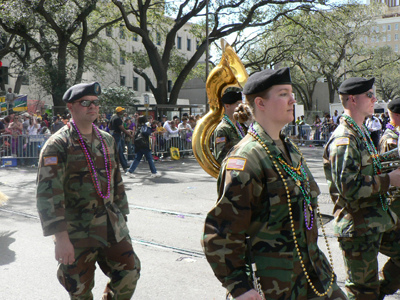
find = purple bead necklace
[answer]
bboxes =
[246,123,335,297]
[386,121,400,137]
[248,124,314,230]
[71,120,111,199]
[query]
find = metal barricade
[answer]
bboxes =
[0,134,51,166]
[152,129,193,158]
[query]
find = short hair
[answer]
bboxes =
[339,94,350,107]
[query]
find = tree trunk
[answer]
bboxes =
[13,73,23,94]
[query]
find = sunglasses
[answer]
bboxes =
[365,92,374,98]
[75,100,100,107]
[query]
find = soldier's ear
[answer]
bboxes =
[254,97,266,111]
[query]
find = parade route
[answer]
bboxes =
[1,147,400,299]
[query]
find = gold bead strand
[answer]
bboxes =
[248,131,335,297]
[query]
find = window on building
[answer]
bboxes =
[120,25,125,39]
[396,34,399,40]
[376,26,380,32]
[132,33,138,41]
[388,24,392,31]
[168,80,172,92]
[177,36,182,49]
[145,81,150,92]
[396,23,399,30]
[133,77,139,91]
[187,38,191,51]
[377,36,379,42]
[371,37,375,43]
[196,39,200,50]
[120,76,126,86]
[396,44,399,52]
[364,37,368,43]
[383,25,386,32]
[106,27,112,37]
[388,34,392,41]
[120,50,125,65]
[156,32,161,46]
[383,36,386,42]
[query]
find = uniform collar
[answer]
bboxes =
[252,121,302,166]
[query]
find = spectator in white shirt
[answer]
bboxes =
[365,114,382,148]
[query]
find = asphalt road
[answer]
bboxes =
[1,146,400,299]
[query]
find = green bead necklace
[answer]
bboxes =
[223,114,245,139]
[342,114,388,211]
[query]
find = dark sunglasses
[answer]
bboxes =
[76,100,100,107]
[365,92,374,98]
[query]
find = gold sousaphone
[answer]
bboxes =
[192,39,249,178]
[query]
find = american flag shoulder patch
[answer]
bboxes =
[43,156,58,166]
[216,137,226,144]
[335,137,350,146]
[388,138,398,145]
[226,158,246,171]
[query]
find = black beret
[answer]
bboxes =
[388,97,400,114]
[221,91,242,104]
[243,67,291,95]
[62,82,101,103]
[338,77,374,95]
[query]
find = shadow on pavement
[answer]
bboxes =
[0,230,16,266]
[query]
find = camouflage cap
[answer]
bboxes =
[62,82,101,103]
[243,67,291,95]
[338,77,374,95]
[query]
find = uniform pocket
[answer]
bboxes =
[254,251,294,299]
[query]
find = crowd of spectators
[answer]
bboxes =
[0,108,200,167]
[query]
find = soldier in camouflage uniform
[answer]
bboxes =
[36,82,140,300]
[378,97,400,218]
[323,77,400,300]
[203,67,347,300]
[379,97,400,153]
[214,90,247,164]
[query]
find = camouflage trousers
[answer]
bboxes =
[226,268,347,300]
[57,235,141,300]
[338,228,400,300]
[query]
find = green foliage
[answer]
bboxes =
[98,86,140,108]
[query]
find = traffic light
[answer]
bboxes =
[0,61,2,67]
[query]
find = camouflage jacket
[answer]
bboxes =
[203,122,334,299]
[379,128,398,153]
[379,128,400,215]
[323,118,396,237]
[213,118,244,164]
[36,123,129,248]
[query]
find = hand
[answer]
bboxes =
[54,231,75,265]
[235,290,263,300]
[389,168,400,187]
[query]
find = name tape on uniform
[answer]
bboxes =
[44,156,58,166]
[335,137,350,146]
[216,137,226,144]
[226,158,246,171]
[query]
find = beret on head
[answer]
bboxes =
[221,91,242,104]
[62,82,101,103]
[388,97,400,114]
[338,77,374,95]
[243,67,291,95]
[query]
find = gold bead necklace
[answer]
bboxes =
[248,130,335,297]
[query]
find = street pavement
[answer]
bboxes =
[1,146,400,299]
